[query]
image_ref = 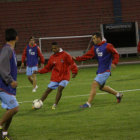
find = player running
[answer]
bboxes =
[21,36,45,92]
[34,42,78,109]
[73,32,123,108]
[0,28,19,140]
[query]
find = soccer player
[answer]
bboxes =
[0,28,19,140]
[21,36,45,92]
[34,42,78,109]
[73,32,123,108]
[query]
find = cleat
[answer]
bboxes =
[35,85,38,90]
[32,88,36,92]
[52,104,56,110]
[116,93,123,103]
[80,103,91,108]
[3,135,12,140]
[0,128,3,140]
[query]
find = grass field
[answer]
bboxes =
[0,64,140,140]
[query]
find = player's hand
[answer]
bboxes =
[72,57,76,60]
[21,62,24,68]
[33,70,38,74]
[10,81,18,88]
[41,63,44,69]
[111,64,116,69]
[72,73,77,78]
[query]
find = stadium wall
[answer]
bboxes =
[0,0,140,59]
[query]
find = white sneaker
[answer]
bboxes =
[52,104,56,110]
[32,88,36,92]
[35,85,38,90]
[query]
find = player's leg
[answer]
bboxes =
[32,66,38,92]
[100,85,123,103]
[26,66,33,84]
[100,85,117,95]
[32,73,37,92]
[87,81,100,104]
[55,86,64,105]
[27,76,33,84]
[0,92,19,138]
[40,88,53,102]
[52,80,69,109]
[99,72,123,103]
[80,80,99,108]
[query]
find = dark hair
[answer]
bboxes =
[92,32,102,39]
[29,36,35,41]
[52,42,58,46]
[5,28,17,41]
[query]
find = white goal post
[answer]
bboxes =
[38,35,92,53]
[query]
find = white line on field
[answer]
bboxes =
[17,88,140,104]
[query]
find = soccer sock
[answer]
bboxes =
[116,93,120,97]
[3,131,8,136]
[86,102,91,107]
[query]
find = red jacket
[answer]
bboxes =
[38,51,78,82]
[137,41,140,53]
[22,44,45,64]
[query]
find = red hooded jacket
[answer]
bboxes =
[38,51,78,82]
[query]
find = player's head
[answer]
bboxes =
[5,28,18,42]
[51,42,59,54]
[92,32,102,45]
[29,36,35,46]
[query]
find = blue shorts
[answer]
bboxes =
[94,72,110,86]
[26,66,38,76]
[0,92,19,109]
[48,80,69,89]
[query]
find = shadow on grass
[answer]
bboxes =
[16,107,86,118]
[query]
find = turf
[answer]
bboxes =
[0,64,140,140]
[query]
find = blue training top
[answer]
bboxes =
[94,43,112,74]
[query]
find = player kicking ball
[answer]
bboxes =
[33,42,78,110]
[73,32,123,108]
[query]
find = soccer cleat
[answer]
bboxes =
[35,85,38,90]
[116,93,123,103]
[3,135,12,140]
[80,103,91,108]
[52,104,56,110]
[0,128,3,140]
[32,88,36,92]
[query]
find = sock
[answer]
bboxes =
[86,102,91,107]
[116,93,120,97]
[3,131,8,136]
[0,126,2,129]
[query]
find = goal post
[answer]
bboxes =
[38,35,92,55]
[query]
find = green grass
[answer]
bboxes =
[1,64,140,140]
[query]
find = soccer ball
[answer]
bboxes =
[32,99,43,109]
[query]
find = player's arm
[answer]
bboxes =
[21,46,27,67]
[73,46,95,61]
[37,46,45,68]
[71,62,78,78]
[137,41,140,55]
[106,44,119,68]
[0,47,17,88]
[66,53,78,78]
[38,57,53,74]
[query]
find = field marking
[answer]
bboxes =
[17,88,140,104]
